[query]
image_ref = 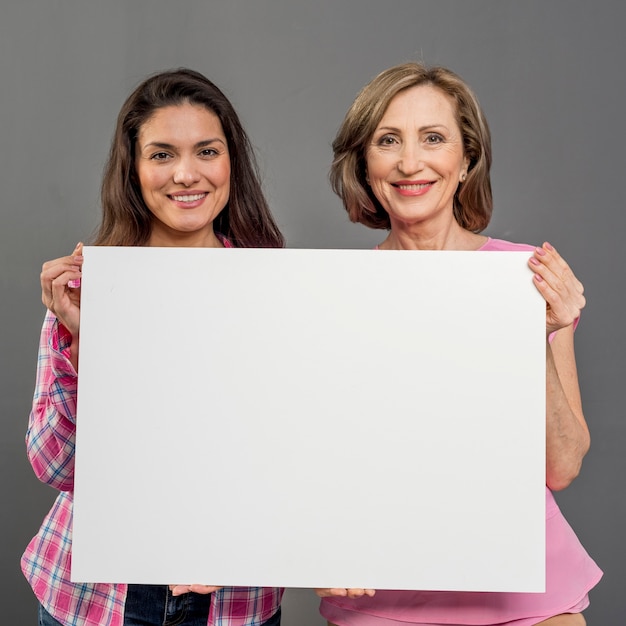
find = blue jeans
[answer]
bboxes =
[38,585,281,626]
[38,604,64,626]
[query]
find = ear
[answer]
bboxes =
[459,156,470,183]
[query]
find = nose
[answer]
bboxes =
[172,156,201,186]
[398,141,424,175]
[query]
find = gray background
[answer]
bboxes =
[2,1,623,624]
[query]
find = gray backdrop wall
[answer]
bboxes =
[2,1,623,623]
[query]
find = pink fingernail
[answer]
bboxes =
[529,257,540,266]
[544,242,554,251]
[535,246,546,256]
[534,274,544,282]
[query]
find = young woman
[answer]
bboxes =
[23,68,284,626]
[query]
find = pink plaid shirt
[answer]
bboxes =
[22,310,283,626]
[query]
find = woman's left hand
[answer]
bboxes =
[169,584,223,597]
[315,587,376,598]
[528,242,585,335]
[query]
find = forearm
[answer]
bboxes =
[26,396,76,491]
[545,340,590,491]
[25,312,78,491]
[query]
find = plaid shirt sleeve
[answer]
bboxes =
[26,311,79,491]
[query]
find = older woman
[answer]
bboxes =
[22,69,284,626]
[317,63,601,626]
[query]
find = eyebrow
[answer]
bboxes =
[141,138,226,150]
[375,124,450,133]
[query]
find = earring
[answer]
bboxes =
[460,172,467,182]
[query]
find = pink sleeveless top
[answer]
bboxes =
[320,238,602,626]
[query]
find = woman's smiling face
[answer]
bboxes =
[135,102,231,247]
[365,84,469,231]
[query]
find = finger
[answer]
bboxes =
[42,268,82,309]
[188,584,222,594]
[50,268,82,286]
[71,243,84,271]
[530,243,564,273]
[41,259,83,294]
[50,269,83,300]
[47,269,83,325]
[530,248,585,308]
[531,244,584,295]
[42,247,84,275]
[528,251,584,314]
[314,588,348,597]
[41,260,82,285]
[532,273,585,333]
[170,584,191,596]
[540,242,571,277]
[528,249,562,287]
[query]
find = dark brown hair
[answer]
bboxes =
[95,68,284,247]
[330,62,492,232]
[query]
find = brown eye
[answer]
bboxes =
[377,134,398,146]
[200,148,219,157]
[425,134,444,144]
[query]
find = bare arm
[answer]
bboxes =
[528,242,590,490]
[545,327,590,490]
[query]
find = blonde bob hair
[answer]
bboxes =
[330,62,492,232]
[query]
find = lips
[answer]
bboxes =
[392,180,434,196]
[169,192,207,202]
[392,180,433,189]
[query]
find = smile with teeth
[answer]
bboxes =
[170,193,207,202]
[393,182,433,191]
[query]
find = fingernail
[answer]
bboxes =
[534,274,544,282]
[529,257,540,266]
[544,242,554,251]
[535,246,546,256]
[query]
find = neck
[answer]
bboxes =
[379,219,486,251]
[148,227,224,249]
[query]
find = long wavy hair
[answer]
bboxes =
[94,68,284,248]
[330,62,492,232]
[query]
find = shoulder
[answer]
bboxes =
[480,237,536,252]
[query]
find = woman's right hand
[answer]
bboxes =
[40,242,83,338]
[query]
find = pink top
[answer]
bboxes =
[22,239,284,626]
[320,238,602,626]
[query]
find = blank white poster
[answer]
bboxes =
[72,247,546,592]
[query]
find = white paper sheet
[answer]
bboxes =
[72,247,546,591]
